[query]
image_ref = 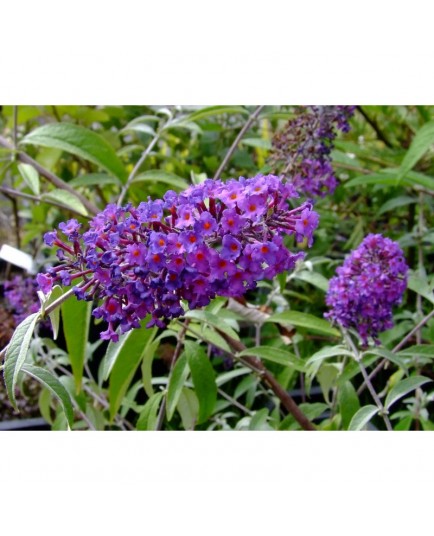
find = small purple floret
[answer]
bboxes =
[36,273,53,294]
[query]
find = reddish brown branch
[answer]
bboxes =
[216,329,316,431]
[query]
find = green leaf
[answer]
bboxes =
[396,345,434,358]
[345,173,398,189]
[279,403,328,430]
[122,123,156,137]
[420,419,434,431]
[348,405,379,431]
[241,138,272,150]
[345,169,434,191]
[21,123,127,182]
[396,170,434,190]
[38,387,53,425]
[385,376,431,410]
[398,121,434,182]
[201,327,232,353]
[378,195,416,215]
[4,312,40,409]
[123,115,160,128]
[101,333,131,383]
[165,118,202,135]
[44,285,63,339]
[185,341,217,424]
[42,189,88,217]
[185,106,248,122]
[337,355,378,386]
[237,346,306,371]
[185,310,240,341]
[306,345,353,367]
[363,347,408,371]
[133,170,189,190]
[407,272,434,305]
[136,392,164,431]
[176,387,199,430]
[394,416,413,431]
[249,408,271,430]
[21,364,74,429]
[338,381,361,430]
[317,364,339,404]
[215,367,251,387]
[266,311,340,337]
[103,325,157,388]
[69,173,121,187]
[141,339,159,397]
[234,375,258,401]
[294,270,329,292]
[61,295,91,394]
[18,163,40,195]
[166,353,190,421]
[108,325,157,421]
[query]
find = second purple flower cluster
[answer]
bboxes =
[325,234,408,344]
[4,275,40,325]
[271,105,355,198]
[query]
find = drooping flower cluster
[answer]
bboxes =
[270,105,355,197]
[37,174,319,341]
[3,275,41,325]
[325,234,408,344]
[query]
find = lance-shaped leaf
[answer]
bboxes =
[238,346,306,371]
[44,285,63,340]
[266,311,340,337]
[185,310,240,340]
[176,387,199,430]
[348,405,379,431]
[42,189,88,217]
[385,376,431,410]
[397,121,434,182]
[21,364,74,429]
[185,341,217,424]
[4,312,40,409]
[18,163,40,195]
[306,345,353,367]
[338,381,361,430]
[185,105,248,122]
[108,325,157,421]
[21,123,127,182]
[136,392,164,431]
[166,353,190,421]
[61,296,92,394]
[133,170,189,190]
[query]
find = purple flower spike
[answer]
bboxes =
[37,173,318,341]
[271,105,355,198]
[325,234,409,344]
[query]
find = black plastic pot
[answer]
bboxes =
[0,418,50,431]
